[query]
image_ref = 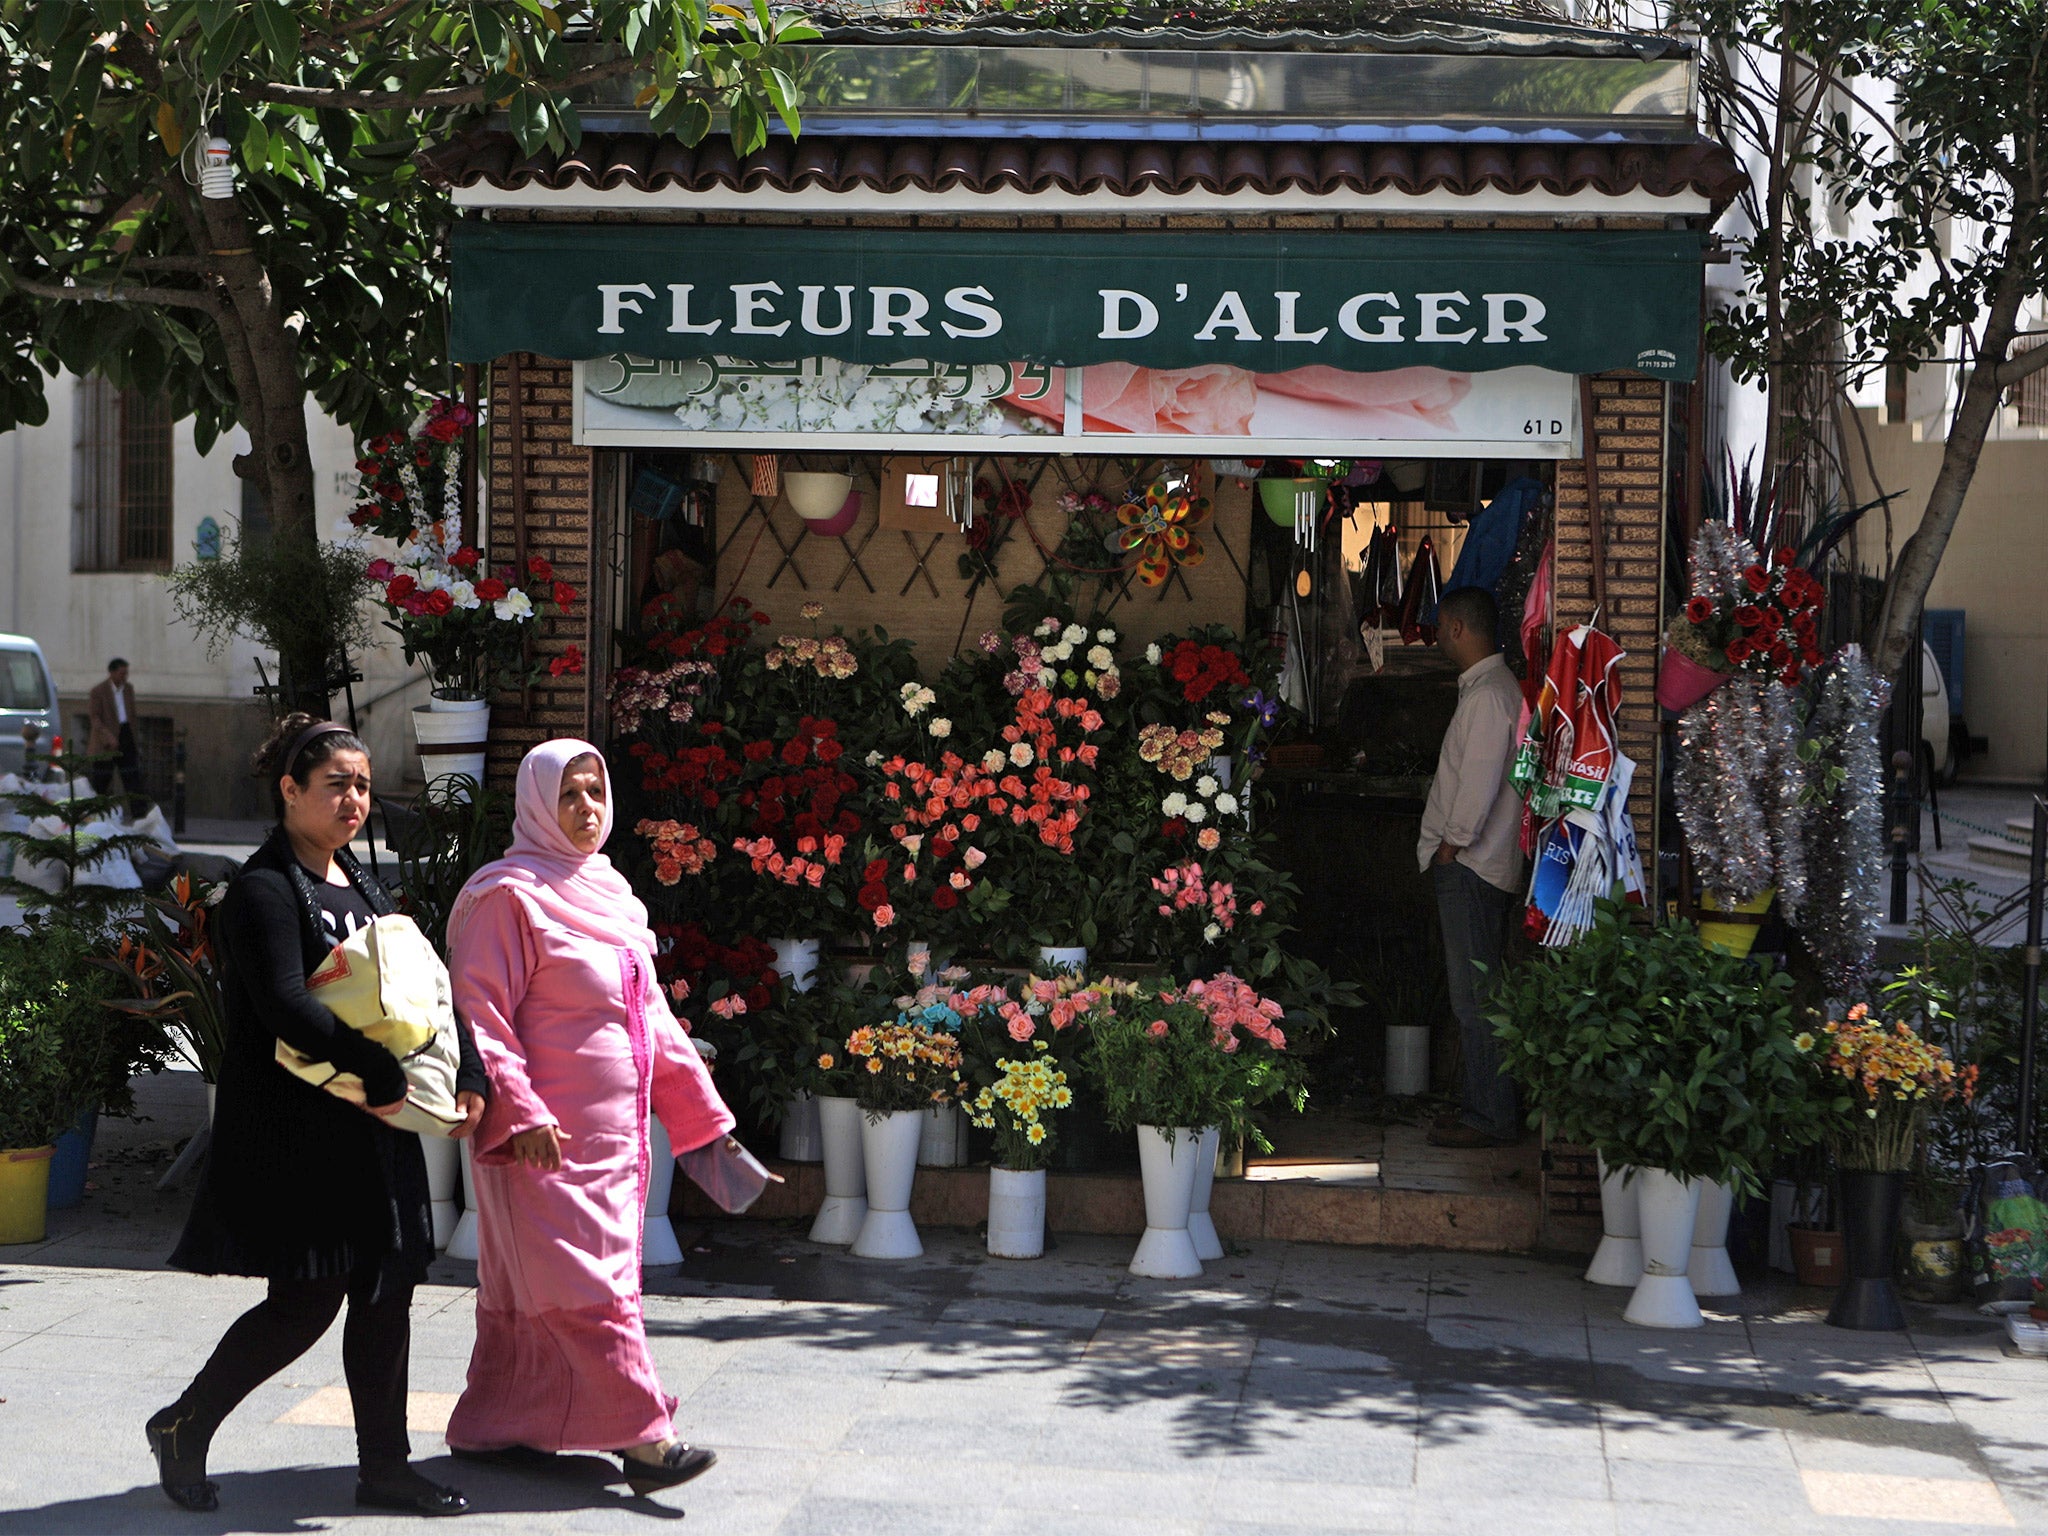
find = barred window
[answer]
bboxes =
[73,376,174,571]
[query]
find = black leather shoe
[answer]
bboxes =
[145,1402,220,1513]
[356,1475,469,1517]
[614,1441,717,1497]
[450,1444,560,1471]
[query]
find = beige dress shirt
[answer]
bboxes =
[1416,652,1526,894]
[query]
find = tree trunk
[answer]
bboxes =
[1870,253,2033,680]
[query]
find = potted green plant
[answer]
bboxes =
[1488,900,1829,1328]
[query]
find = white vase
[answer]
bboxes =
[809,1094,868,1245]
[644,1118,683,1271]
[1037,945,1087,974]
[1187,1126,1224,1261]
[1688,1179,1741,1297]
[1586,1153,1645,1287]
[987,1166,1047,1259]
[1130,1125,1205,1279]
[1385,1024,1430,1097]
[918,1102,968,1167]
[851,1109,925,1259]
[778,1091,823,1162]
[419,1134,460,1250]
[413,696,490,799]
[1623,1169,1705,1329]
[447,1138,481,1261]
[773,937,820,994]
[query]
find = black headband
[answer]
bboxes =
[282,721,352,779]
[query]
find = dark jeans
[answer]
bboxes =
[88,723,144,800]
[1433,859,1518,1139]
[178,1269,413,1473]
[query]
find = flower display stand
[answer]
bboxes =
[809,1094,868,1245]
[1687,1179,1741,1298]
[1129,1125,1205,1279]
[412,696,490,796]
[851,1109,925,1259]
[420,1133,460,1250]
[1586,1154,1644,1287]
[918,1103,969,1167]
[1187,1126,1225,1262]
[447,1139,481,1261]
[1623,1169,1704,1328]
[644,1118,683,1271]
[987,1167,1047,1258]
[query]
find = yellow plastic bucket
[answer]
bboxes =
[1699,887,1775,958]
[0,1145,54,1245]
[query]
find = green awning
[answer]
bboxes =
[452,222,1701,379]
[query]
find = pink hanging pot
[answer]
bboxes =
[1656,647,1732,713]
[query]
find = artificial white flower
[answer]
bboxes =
[1161,792,1189,817]
[1145,643,1162,665]
[449,580,480,611]
[1184,802,1208,824]
[1096,628,1117,644]
[413,564,451,593]
[1215,791,1240,815]
[1009,742,1034,767]
[899,682,935,716]
[1203,922,1222,943]
[1196,774,1219,798]
[1087,645,1113,670]
[1062,623,1086,645]
[929,717,953,738]
[1037,667,1057,688]
[1044,641,1071,663]
[493,590,535,622]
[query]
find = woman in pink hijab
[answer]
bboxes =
[443,739,733,1495]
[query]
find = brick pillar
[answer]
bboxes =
[484,354,597,788]
[1542,373,1667,1255]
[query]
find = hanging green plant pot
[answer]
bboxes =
[1258,477,1323,527]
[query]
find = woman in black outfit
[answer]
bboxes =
[149,714,488,1517]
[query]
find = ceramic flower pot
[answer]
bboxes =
[446,1138,481,1261]
[412,697,490,799]
[1037,945,1087,974]
[987,1166,1047,1259]
[851,1108,925,1259]
[1187,1126,1225,1262]
[644,1118,683,1271]
[1827,1169,1908,1331]
[418,1132,461,1250]
[1586,1153,1644,1288]
[1788,1223,1846,1287]
[809,1094,868,1246]
[1655,647,1731,713]
[1687,1179,1741,1298]
[0,1145,53,1245]
[778,1091,823,1163]
[785,471,855,519]
[1623,1168,1704,1328]
[918,1102,969,1168]
[1130,1125,1204,1279]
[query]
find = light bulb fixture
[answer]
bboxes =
[200,133,235,199]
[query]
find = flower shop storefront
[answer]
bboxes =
[429,26,1738,1254]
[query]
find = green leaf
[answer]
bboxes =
[251,2,300,66]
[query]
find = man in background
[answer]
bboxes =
[1417,589,1525,1148]
[86,656,146,801]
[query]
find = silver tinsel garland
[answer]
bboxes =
[1761,681,1810,922]
[1675,673,1780,903]
[1800,646,1888,994]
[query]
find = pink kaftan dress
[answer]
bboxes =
[445,884,733,1452]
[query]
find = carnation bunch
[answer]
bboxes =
[1798,1002,1976,1170]
[636,819,718,885]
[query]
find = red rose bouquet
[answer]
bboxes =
[367,551,578,700]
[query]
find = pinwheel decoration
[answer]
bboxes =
[1109,476,1211,586]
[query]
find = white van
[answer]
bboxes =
[0,634,59,778]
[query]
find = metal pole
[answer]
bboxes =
[172,728,187,836]
[2018,796,2045,1161]
[1890,749,1913,924]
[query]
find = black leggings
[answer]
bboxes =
[180,1270,414,1472]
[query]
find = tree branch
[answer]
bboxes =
[240,55,637,113]
[1995,340,2048,389]
[0,261,221,317]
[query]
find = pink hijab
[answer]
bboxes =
[448,738,652,958]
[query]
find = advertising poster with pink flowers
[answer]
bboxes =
[576,355,1579,457]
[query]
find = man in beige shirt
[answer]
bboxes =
[1416,589,1525,1147]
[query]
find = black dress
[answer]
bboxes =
[171,828,488,1296]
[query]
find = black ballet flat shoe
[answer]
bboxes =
[355,1475,469,1517]
[145,1402,219,1513]
[450,1444,560,1471]
[614,1441,717,1497]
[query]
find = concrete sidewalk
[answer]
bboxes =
[4,1074,2048,1535]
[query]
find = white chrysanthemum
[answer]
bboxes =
[1096,628,1117,644]
[1087,645,1112,669]
[494,590,535,622]
[929,717,952,739]
[1062,623,1086,644]
[1009,742,1034,767]
[1196,774,1219,798]
[1184,802,1208,824]
[1215,792,1240,815]
[1161,792,1189,817]
[1145,643,1162,665]
[449,580,480,610]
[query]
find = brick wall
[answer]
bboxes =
[484,355,597,787]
